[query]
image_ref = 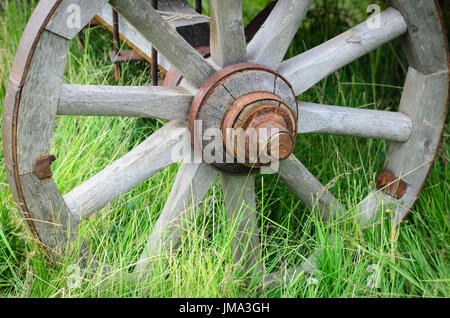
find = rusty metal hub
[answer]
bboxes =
[186,62,298,175]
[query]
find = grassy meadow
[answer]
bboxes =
[0,0,448,297]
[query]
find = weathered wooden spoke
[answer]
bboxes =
[278,8,408,95]
[221,174,262,274]
[279,155,343,221]
[3,0,448,288]
[210,0,247,68]
[57,84,193,121]
[64,121,186,221]
[247,0,313,69]
[135,159,217,273]
[297,102,413,142]
[110,0,215,88]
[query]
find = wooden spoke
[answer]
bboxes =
[57,84,193,121]
[247,0,313,70]
[110,0,215,88]
[210,0,247,68]
[64,121,187,220]
[46,0,110,40]
[221,174,262,274]
[278,155,343,221]
[297,102,413,142]
[134,159,217,273]
[278,8,408,96]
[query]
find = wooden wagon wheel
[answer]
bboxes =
[3,0,448,285]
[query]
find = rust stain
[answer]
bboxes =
[376,170,407,199]
[34,155,57,179]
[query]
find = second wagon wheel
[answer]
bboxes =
[3,0,448,285]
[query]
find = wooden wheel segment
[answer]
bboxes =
[2,0,448,283]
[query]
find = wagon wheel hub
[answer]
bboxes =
[187,63,298,174]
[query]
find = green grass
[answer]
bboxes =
[0,0,448,298]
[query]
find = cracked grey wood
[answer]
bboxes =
[16,30,70,176]
[110,0,215,88]
[274,76,297,117]
[57,84,193,121]
[264,4,449,286]
[20,172,77,257]
[248,0,313,69]
[221,70,275,100]
[388,0,448,75]
[134,159,217,273]
[46,0,110,40]
[278,155,343,221]
[297,102,413,142]
[210,0,247,68]
[221,174,262,275]
[64,121,187,220]
[278,8,408,96]
[383,67,448,225]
